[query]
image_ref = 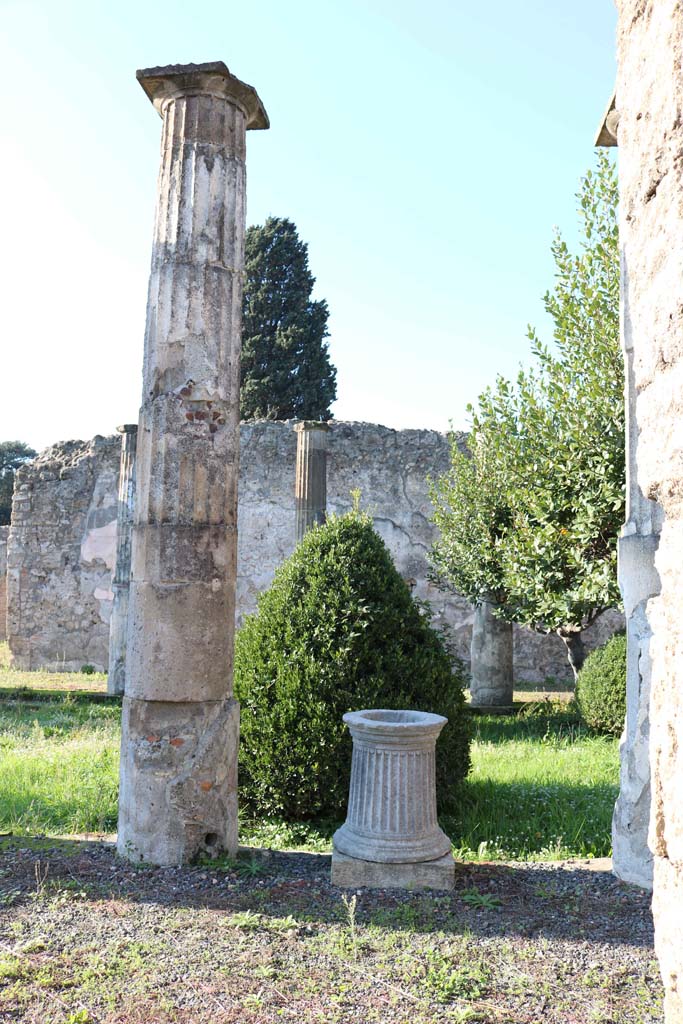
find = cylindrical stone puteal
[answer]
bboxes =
[333,709,452,863]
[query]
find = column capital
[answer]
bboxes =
[595,90,619,148]
[117,424,138,435]
[136,61,269,130]
[294,420,331,434]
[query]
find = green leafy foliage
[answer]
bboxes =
[234,510,471,820]
[0,441,36,525]
[575,633,627,736]
[241,216,337,421]
[430,153,623,676]
[429,433,511,608]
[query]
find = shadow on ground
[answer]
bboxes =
[0,833,653,951]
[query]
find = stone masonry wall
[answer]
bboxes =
[0,526,9,642]
[7,421,622,677]
[7,437,120,671]
[617,1,683,1017]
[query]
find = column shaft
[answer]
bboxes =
[294,421,329,542]
[469,600,514,707]
[107,425,137,696]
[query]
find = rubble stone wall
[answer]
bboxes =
[7,437,120,671]
[7,421,622,677]
[617,0,683,1016]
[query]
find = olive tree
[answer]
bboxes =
[431,153,623,678]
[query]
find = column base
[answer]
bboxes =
[469,698,517,712]
[612,776,653,890]
[117,696,239,866]
[331,848,455,891]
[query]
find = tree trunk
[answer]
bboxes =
[557,630,585,682]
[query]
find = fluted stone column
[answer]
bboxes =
[117,62,269,866]
[294,421,329,542]
[107,425,137,696]
[332,710,455,889]
[469,600,514,707]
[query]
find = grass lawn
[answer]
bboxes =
[448,710,619,861]
[0,643,107,695]
[0,641,619,861]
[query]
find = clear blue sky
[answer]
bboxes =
[1,0,617,451]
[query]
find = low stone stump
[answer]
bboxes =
[332,709,455,891]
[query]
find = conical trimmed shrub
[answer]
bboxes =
[234,510,471,820]
[576,632,627,736]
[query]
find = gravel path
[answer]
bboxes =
[0,838,663,1023]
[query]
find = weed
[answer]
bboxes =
[451,1011,489,1023]
[533,882,558,898]
[254,964,276,979]
[236,851,268,877]
[19,937,47,954]
[33,858,49,896]
[63,1011,92,1024]
[243,993,264,1009]
[0,886,22,906]
[267,914,299,933]
[7,685,33,700]
[0,956,24,980]
[226,909,262,931]
[424,949,491,1003]
[461,888,502,910]
[340,893,359,959]
[370,901,423,932]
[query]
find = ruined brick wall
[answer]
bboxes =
[7,421,621,678]
[0,526,9,642]
[616,1,683,1016]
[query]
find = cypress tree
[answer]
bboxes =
[0,441,36,525]
[241,217,337,421]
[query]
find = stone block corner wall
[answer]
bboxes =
[616,0,683,1013]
